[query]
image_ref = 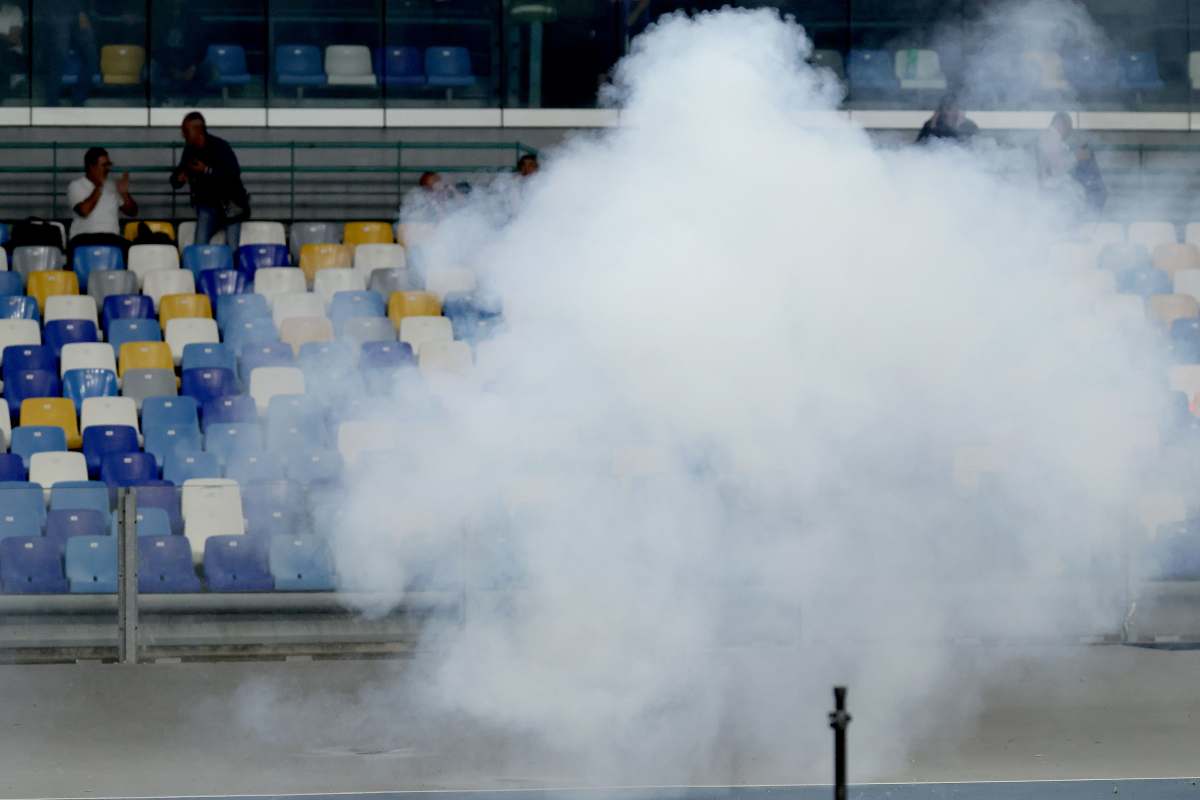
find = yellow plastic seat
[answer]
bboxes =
[343,221,393,249]
[299,243,352,285]
[101,44,145,86]
[123,220,176,242]
[279,317,334,355]
[1154,243,1200,276]
[26,270,79,312]
[118,341,174,378]
[387,291,441,329]
[20,397,81,449]
[158,293,213,327]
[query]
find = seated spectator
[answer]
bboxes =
[915,95,978,145]
[67,146,137,257]
[1037,112,1106,211]
[516,154,539,177]
[401,171,460,223]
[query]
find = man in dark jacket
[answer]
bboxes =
[169,111,250,248]
[915,94,979,145]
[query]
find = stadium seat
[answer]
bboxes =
[442,292,502,341]
[181,367,239,404]
[343,222,392,249]
[289,222,341,262]
[224,317,279,355]
[72,245,123,291]
[43,295,97,328]
[299,244,352,285]
[132,482,183,535]
[204,535,274,592]
[269,534,335,591]
[1129,221,1177,250]
[89,270,139,307]
[5,370,60,418]
[367,268,416,300]
[425,47,475,89]
[354,244,406,277]
[10,426,66,469]
[201,395,257,430]
[847,49,898,90]
[265,394,326,452]
[1063,50,1120,91]
[810,49,844,78]
[280,317,334,355]
[128,245,180,288]
[272,292,327,328]
[102,293,154,326]
[224,451,286,484]
[118,507,172,538]
[143,396,198,431]
[12,245,65,279]
[1118,51,1164,90]
[419,339,472,376]
[387,291,441,328]
[1149,294,1200,328]
[81,397,139,438]
[894,48,946,90]
[1162,244,1200,278]
[1116,267,1173,296]
[20,398,80,449]
[182,244,233,278]
[121,369,177,408]
[238,341,294,383]
[1170,365,1200,402]
[325,45,376,86]
[243,481,305,536]
[235,244,289,280]
[314,270,366,308]
[0,271,23,296]
[165,318,219,365]
[118,341,173,377]
[144,271,198,311]
[424,268,476,300]
[50,480,109,514]
[27,270,79,313]
[66,536,116,593]
[206,44,252,89]
[29,450,87,488]
[340,316,396,346]
[0,320,40,356]
[158,293,212,328]
[164,451,220,484]
[138,535,202,593]
[44,321,98,359]
[0,504,38,539]
[3,344,54,376]
[81,424,138,477]
[327,288,384,323]
[253,267,307,308]
[378,45,424,87]
[285,448,343,486]
[0,412,10,452]
[61,342,116,378]
[198,268,248,301]
[182,478,245,559]
[216,293,270,331]
[276,45,326,89]
[180,343,234,375]
[123,221,176,242]
[249,366,305,414]
[0,538,68,593]
[238,222,287,248]
[100,44,145,85]
[0,481,46,526]
[0,296,38,321]
[0,454,26,481]
[336,419,400,464]
[1170,318,1200,363]
[63,368,119,411]
[398,315,452,352]
[361,340,414,369]
[46,508,107,541]
[1176,268,1200,305]
[107,319,162,353]
[144,422,202,469]
[205,422,264,467]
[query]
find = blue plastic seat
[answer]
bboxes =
[1118,51,1164,90]
[50,480,110,515]
[1170,318,1200,363]
[138,535,201,593]
[1115,267,1172,296]
[181,342,236,373]
[81,424,138,478]
[265,394,327,452]
[0,223,9,246]
[0,453,26,481]
[2,345,55,379]
[144,422,202,468]
[181,367,239,405]
[378,45,424,87]
[298,339,357,382]
[0,537,68,593]
[440,291,492,341]
[44,320,98,358]
[242,479,304,536]
[204,534,274,592]
[284,448,343,486]
[109,506,172,537]
[0,506,41,539]
[0,272,22,296]
[131,482,182,535]
[1063,50,1120,91]
[216,293,270,331]
[182,244,233,278]
[66,536,117,593]
[236,244,290,279]
[10,426,66,469]
[0,296,39,321]
[201,395,257,430]
[5,370,62,418]
[63,368,119,411]
[46,508,107,542]
[360,340,414,369]
[224,451,286,485]
[142,396,199,432]
[276,44,326,87]
[204,422,264,466]
[269,534,335,591]
[206,44,252,87]
[106,318,162,350]
[102,294,154,325]
[425,46,475,88]
[163,451,221,484]
[238,340,294,383]
[847,49,898,90]
[329,290,385,326]
[0,481,47,524]
[101,452,158,487]
[72,245,123,292]
[199,268,248,299]
[224,317,278,354]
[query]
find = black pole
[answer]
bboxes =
[829,686,851,800]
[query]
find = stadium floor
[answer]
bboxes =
[0,647,1196,798]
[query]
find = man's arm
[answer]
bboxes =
[169,147,190,189]
[117,172,137,216]
[71,180,102,218]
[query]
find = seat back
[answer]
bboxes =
[100,44,145,84]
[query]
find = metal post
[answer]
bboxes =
[829,687,851,800]
[529,21,543,109]
[116,488,139,664]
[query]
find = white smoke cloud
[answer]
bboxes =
[316,6,1169,785]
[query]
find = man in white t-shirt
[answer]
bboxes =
[67,147,138,243]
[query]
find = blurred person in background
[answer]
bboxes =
[41,0,97,106]
[1038,112,1106,211]
[153,0,209,105]
[0,2,24,100]
[516,153,540,177]
[170,111,250,248]
[915,94,978,145]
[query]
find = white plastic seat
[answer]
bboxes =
[0,408,10,451]
[177,221,195,252]
[352,244,406,285]
[43,295,98,326]
[336,419,400,465]
[29,451,87,488]
[238,221,287,247]
[272,292,326,327]
[60,342,116,378]
[1128,221,1177,250]
[0,249,8,271]
[325,45,377,86]
[128,244,181,289]
[423,267,477,300]
[399,315,453,352]
[248,366,306,414]
[142,268,195,309]
[894,48,947,90]
[165,318,220,365]
[0,320,41,354]
[254,267,307,308]
[182,478,245,561]
[418,339,472,376]
[1184,222,1200,247]
[81,396,140,436]
[1175,269,1200,303]
[313,268,365,307]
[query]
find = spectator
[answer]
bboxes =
[915,95,978,145]
[516,154,539,177]
[401,171,459,224]
[41,0,97,107]
[0,2,24,101]
[67,146,137,257]
[170,111,250,249]
[1037,112,1106,211]
[153,0,208,106]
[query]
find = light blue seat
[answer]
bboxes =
[66,535,117,593]
[144,423,203,469]
[108,506,172,537]
[107,318,162,352]
[224,450,286,484]
[216,293,270,332]
[63,368,119,411]
[266,394,328,452]
[142,396,199,432]
[269,534,336,591]
[72,245,123,292]
[181,342,236,373]
[163,451,221,484]
[50,480,111,515]
[0,481,47,527]
[283,448,343,486]
[10,426,67,470]
[182,244,233,278]
[204,422,264,467]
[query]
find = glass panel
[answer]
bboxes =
[385,0,500,108]
[506,0,621,108]
[269,0,383,109]
[0,0,30,107]
[150,0,266,107]
[1079,0,1188,111]
[32,0,147,107]
[846,0,962,110]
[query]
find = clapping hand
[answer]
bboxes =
[117,172,130,194]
